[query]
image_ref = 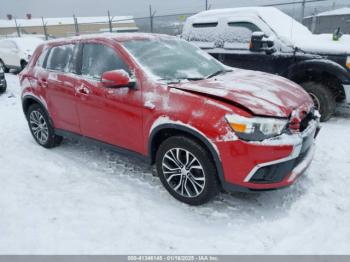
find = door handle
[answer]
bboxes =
[76,86,90,95]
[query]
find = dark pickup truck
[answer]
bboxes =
[182,7,350,121]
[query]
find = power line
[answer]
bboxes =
[263,0,328,7]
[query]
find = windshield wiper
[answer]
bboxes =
[158,77,204,83]
[206,69,231,79]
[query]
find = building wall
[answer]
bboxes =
[303,15,350,34]
[0,22,137,37]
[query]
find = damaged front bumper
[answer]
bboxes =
[216,116,321,193]
[244,119,320,188]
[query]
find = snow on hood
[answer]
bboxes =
[293,34,350,55]
[172,69,313,118]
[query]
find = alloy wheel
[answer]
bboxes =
[29,110,49,144]
[162,148,206,198]
[309,92,321,111]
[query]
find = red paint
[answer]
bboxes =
[19,34,317,191]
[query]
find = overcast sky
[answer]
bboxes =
[0,0,348,19]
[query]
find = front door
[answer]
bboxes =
[75,42,143,153]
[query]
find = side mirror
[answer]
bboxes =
[249,32,276,55]
[101,69,135,88]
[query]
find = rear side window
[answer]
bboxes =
[81,43,129,79]
[192,22,218,28]
[36,49,49,68]
[46,44,75,72]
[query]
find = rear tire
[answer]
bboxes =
[27,104,63,148]
[301,81,336,122]
[156,136,219,205]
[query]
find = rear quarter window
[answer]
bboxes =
[36,48,49,68]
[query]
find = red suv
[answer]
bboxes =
[19,33,320,205]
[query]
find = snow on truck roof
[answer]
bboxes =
[187,7,312,40]
[0,16,135,28]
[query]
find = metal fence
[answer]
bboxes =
[0,0,349,39]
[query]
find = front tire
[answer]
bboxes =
[301,81,336,122]
[27,104,62,148]
[156,136,219,205]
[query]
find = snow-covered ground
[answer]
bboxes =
[1,73,350,254]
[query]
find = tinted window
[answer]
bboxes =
[193,22,218,28]
[46,44,75,72]
[81,43,129,79]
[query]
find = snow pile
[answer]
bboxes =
[0,74,350,254]
[0,37,44,54]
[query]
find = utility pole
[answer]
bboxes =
[205,0,209,10]
[301,0,306,21]
[14,18,21,37]
[73,14,79,36]
[107,10,113,33]
[41,17,48,40]
[149,5,156,33]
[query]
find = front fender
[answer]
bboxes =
[287,59,350,85]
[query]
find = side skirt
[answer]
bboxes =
[55,129,150,164]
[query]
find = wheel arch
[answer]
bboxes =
[287,59,349,100]
[22,95,53,124]
[148,124,225,186]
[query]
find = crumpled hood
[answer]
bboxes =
[172,69,313,118]
[293,34,350,55]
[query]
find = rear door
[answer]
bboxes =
[75,41,143,153]
[45,43,81,133]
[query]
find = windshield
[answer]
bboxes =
[122,38,227,81]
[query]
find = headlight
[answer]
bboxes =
[0,66,3,73]
[346,56,350,69]
[225,114,288,141]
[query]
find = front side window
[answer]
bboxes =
[225,22,262,43]
[46,44,75,72]
[81,43,129,79]
[123,38,226,81]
